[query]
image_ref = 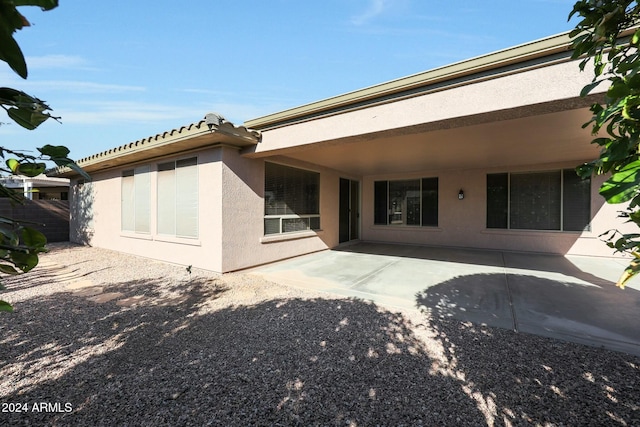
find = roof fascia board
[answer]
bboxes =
[245,31,578,129]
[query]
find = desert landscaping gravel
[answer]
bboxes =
[1,243,639,426]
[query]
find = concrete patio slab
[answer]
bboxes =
[248,242,640,357]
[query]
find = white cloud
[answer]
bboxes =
[33,80,145,93]
[57,101,198,125]
[25,54,89,70]
[351,0,390,25]
[0,67,144,93]
[55,98,282,128]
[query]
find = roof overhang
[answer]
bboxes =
[53,117,261,178]
[244,32,581,130]
[245,28,639,131]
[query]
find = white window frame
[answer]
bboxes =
[264,162,320,235]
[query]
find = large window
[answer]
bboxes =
[264,163,320,235]
[157,157,198,238]
[121,166,150,233]
[486,169,591,231]
[374,178,438,226]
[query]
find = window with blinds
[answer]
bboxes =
[157,157,198,238]
[373,177,438,226]
[486,169,591,231]
[121,166,150,233]
[264,162,320,235]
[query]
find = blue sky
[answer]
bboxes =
[1,0,580,162]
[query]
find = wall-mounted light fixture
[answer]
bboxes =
[458,189,464,200]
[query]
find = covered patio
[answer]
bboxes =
[248,242,640,356]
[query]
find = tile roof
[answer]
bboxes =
[53,115,260,177]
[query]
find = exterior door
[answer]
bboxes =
[339,178,360,243]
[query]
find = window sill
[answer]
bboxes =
[370,225,442,232]
[120,232,153,241]
[154,235,202,246]
[120,232,202,246]
[482,228,595,236]
[260,230,321,243]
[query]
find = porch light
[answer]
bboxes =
[458,189,464,200]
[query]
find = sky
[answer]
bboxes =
[1,0,581,163]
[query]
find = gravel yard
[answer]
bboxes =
[1,243,639,426]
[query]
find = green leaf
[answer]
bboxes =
[21,227,46,248]
[576,162,595,179]
[6,107,50,130]
[0,264,19,275]
[16,162,46,177]
[607,79,630,99]
[581,80,604,97]
[10,251,39,272]
[0,28,27,79]
[0,87,24,103]
[21,227,46,247]
[0,300,13,313]
[617,257,640,289]
[58,161,91,181]
[629,210,640,226]
[600,160,640,203]
[633,29,640,46]
[13,0,58,11]
[38,144,70,158]
[6,158,19,173]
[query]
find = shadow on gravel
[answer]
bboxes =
[1,276,639,426]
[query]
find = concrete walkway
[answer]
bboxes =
[249,242,640,357]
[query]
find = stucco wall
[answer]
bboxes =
[219,151,344,272]
[253,59,600,155]
[70,148,224,271]
[69,146,349,273]
[361,161,634,257]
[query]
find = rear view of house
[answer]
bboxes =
[56,32,633,273]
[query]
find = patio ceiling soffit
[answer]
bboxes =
[52,113,261,177]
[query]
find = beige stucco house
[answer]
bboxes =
[56,32,634,273]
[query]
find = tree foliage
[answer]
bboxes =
[570,0,640,287]
[0,1,88,312]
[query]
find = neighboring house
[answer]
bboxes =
[0,174,69,200]
[55,32,635,273]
